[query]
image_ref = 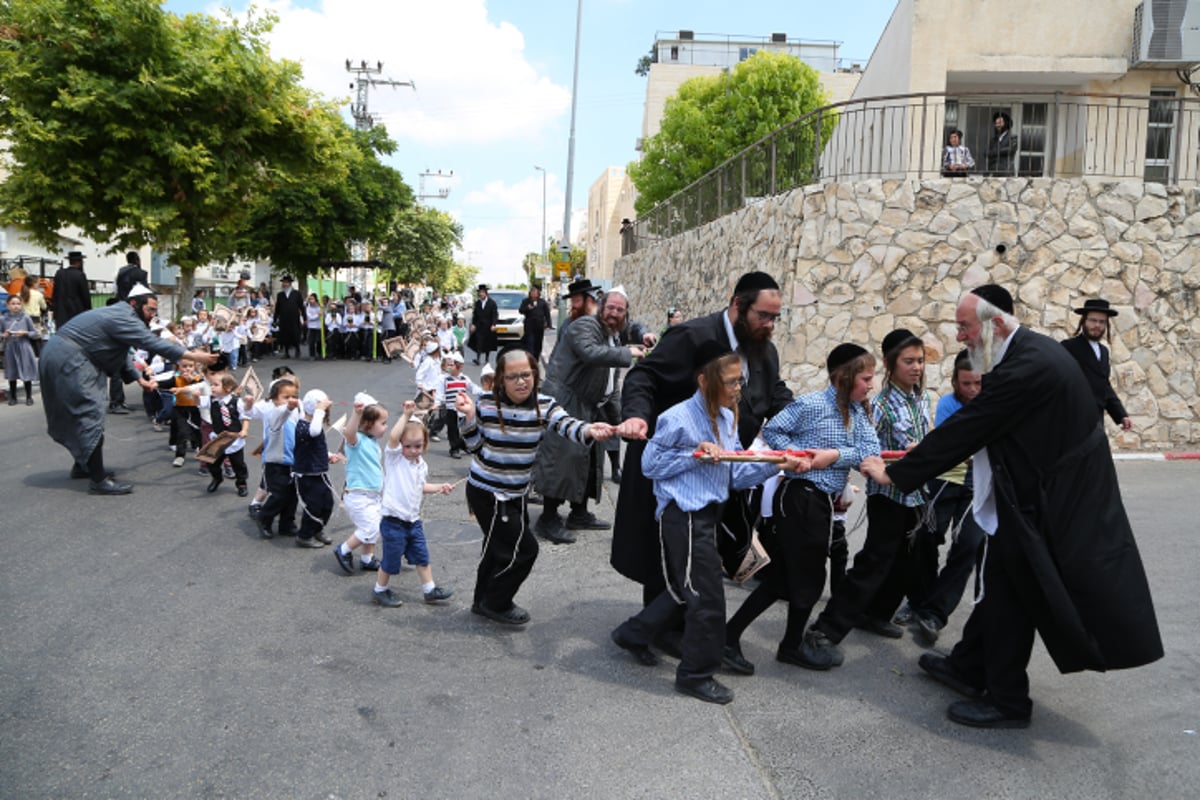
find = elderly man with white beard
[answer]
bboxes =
[860,285,1161,729]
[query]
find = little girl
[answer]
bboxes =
[2,294,40,405]
[370,400,455,607]
[333,393,388,574]
[609,344,806,705]
[456,348,615,626]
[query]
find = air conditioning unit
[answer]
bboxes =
[1131,0,1200,67]
[771,32,787,43]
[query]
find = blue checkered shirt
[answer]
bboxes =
[762,385,881,495]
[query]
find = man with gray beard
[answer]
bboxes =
[861,285,1161,729]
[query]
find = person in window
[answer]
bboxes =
[985,112,1018,176]
[942,129,975,176]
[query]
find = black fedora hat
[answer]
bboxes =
[67,251,86,261]
[1073,298,1118,317]
[565,278,599,298]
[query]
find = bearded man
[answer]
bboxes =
[532,280,644,543]
[611,271,794,604]
[1061,298,1131,431]
[861,285,1161,729]
[39,285,217,494]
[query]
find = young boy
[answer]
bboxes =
[438,352,478,458]
[168,361,206,468]
[206,373,250,496]
[292,389,344,548]
[251,378,300,539]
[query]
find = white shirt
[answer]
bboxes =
[722,309,749,383]
[414,357,441,393]
[972,325,1019,535]
[381,448,427,522]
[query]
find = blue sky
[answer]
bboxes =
[162,0,898,285]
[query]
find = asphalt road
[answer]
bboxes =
[1,353,1197,799]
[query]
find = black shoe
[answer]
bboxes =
[247,503,262,518]
[565,511,610,530]
[947,699,1030,729]
[107,404,130,415]
[471,603,530,625]
[6,397,15,406]
[535,513,576,544]
[611,628,659,666]
[423,586,454,603]
[610,466,622,484]
[206,478,222,493]
[778,629,844,671]
[855,617,905,639]
[373,588,403,608]
[334,548,355,574]
[296,537,325,548]
[917,653,984,699]
[722,644,756,676]
[88,477,133,495]
[675,677,734,705]
[913,611,944,647]
[252,514,274,539]
[893,604,916,625]
[314,531,333,545]
[360,558,380,572]
[25,397,34,406]
[236,485,248,497]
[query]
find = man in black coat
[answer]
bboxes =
[862,285,1162,729]
[468,284,498,365]
[273,276,304,359]
[518,285,553,360]
[612,272,794,605]
[1061,297,1131,431]
[107,252,150,414]
[52,251,92,330]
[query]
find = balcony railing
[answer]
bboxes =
[632,90,1200,244]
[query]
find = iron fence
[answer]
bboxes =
[633,90,1200,245]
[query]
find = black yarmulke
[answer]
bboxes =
[827,343,868,373]
[881,328,922,357]
[733,271,779,294]
[693,339,733,372]
[971,284,1014,314]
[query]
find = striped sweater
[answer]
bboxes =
[462,392,592,495]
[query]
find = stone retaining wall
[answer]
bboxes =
[615,177,1200,449]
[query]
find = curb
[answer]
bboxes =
[1113,452,1200,461]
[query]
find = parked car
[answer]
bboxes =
[489,289,527,343]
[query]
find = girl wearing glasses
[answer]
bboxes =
[455,348,616,626]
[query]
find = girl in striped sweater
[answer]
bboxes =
[456,348,615,625]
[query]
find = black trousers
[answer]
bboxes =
[947,530,1037,717]
[295,474,334,541]
[616,501,725,683]
[258,462,298,535]
[172,406,202,457]
[306,328,323,358]
[726,479,835,651]
[914,509,986,625]
[207,448,248,487]
[467,483,537,612]
[814,494,921,643]
[442,409,465,452]
[108,375,125,407]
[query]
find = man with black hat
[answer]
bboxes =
[533,280,644,543]
[273,276,304,359]
[860,285,1162,729]
[52,251,92,330]
[468,284,498,365]
[107,252,150,414]
[518,285,553,360]
[39,284,218,494]
[612,271,794,612]
[1062,298,1131,431]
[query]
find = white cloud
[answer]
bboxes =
[457,173,562,287]
[249,0,570,144]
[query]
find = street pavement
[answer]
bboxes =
[1,352,1197,799]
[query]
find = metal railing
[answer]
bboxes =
[632,90,1200,244]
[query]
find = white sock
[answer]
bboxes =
[362,555,375,565]
[338,543,351,556]
[422,581,435,594]
[374,583,388,593]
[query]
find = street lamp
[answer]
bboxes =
[533,165,547,261]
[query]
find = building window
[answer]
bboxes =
[738,47,758,62]
[670,45,679,61]
[1145,88,1176,184]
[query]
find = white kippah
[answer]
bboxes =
[354,391,378,407]
[302,389,328,416]
[128,283,155,299]
[607,284,628,298]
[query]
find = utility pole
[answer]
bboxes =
[533,166,547,259]
[418,169,454,202]
[345,59,414,131]
[562,0,583,245]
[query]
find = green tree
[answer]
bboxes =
[376,206,463,291]
[444,261,479,295]
[237,125,413,283]
[0,0,340,303]
[547,240,586,280]
[628,50,834,216]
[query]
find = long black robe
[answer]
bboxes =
[40,303,185,465]
[52,266,91,328]
[887,326,1162,673]
[1061,335,1128,424]
[469,296,498,355]
[611,310,792,585]
[273,288,304,348]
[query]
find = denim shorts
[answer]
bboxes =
[379,516,430,574]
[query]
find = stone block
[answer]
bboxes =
[1096,192,1134,223]
[1135,194,1170,221]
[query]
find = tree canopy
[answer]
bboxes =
[0,0,343,277]
[629,51,833,215]
[375,206,463,292]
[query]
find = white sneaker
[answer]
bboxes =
[172,456,185,468]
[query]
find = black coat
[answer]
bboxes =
[113,263,148,302]
[887,327,1162,673]
[611,310,793,584]
[469,296,498,354]
[273,288,304,346]
[52,266,91,328]
[1061,335,1128,424]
